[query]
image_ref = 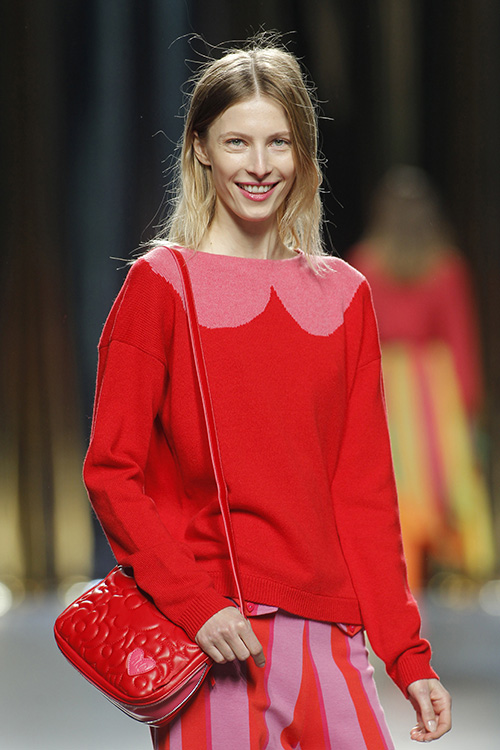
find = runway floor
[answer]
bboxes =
[1,588,499,749]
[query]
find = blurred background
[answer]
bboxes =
[1,1,499,748]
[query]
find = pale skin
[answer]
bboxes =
[192,95,296,260]
[193,95,451,742]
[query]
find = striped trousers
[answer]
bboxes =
[151,610,394,750]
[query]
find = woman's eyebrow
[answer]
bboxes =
[218,130,292,140]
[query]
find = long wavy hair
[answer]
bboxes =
[151,40,325,260]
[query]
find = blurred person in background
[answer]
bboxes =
[349,165,495,593]
[82,42,451,749]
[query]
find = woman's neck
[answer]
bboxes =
[197,212,294,260]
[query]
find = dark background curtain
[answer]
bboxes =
[2,0,499,582]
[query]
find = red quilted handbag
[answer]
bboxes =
[54,567,212,724]
[54,247,247,726]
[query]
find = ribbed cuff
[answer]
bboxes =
[176,588,235,641]
[394,654,440,697]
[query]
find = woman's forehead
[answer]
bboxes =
[208,96,290,135]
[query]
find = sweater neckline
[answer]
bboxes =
[170,245,304,263]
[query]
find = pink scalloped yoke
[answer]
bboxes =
[145,246,363,337]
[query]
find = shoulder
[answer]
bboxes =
[99,246,185,352]
[313,253,370,301]
[318,256,379,348]
[128,244,185,298]
[320,253,367,281]
[117,245,191,313]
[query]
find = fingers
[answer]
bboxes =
[407,679,452,742]
[430,685,452,740]
[195,607,266,668]
[242,620,266,667]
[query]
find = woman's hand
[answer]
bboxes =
[195,607,266,667]
[407,678,451,742]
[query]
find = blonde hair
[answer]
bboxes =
[152,40,325,259]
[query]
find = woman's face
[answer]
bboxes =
[194,95,296,229]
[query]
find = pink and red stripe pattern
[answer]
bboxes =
[151,611,394,750]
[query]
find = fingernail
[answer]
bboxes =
[427,720,436,732]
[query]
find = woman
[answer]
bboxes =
[83,42,451,749]
[349,166,495,592]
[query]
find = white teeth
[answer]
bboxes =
[240,184,273,194]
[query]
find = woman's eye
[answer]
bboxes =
[227,138,244,147]
[273,138,290,147]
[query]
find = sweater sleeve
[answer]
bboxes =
[332,280,439,695]
[83,258,232,639]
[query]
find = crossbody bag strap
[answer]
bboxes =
[167,246,249,618]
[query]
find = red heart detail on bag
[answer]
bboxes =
[126,647,156,676]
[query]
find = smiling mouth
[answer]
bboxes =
[237,183,278,194]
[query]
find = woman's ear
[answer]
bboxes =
[193,132,211,167]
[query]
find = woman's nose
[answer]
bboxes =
[247,146,271,178]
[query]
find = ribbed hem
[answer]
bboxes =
[208,570,363,626]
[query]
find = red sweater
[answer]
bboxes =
[83,245,438,695]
